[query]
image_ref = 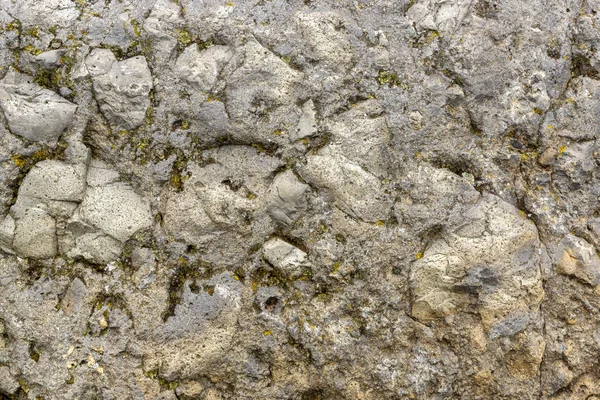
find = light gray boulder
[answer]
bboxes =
[87,49,153,131]
[554,234,600,286]
[410,193,546,339]
[176,44,232,92]
[78,183,153,243]
[263,238,311,279]
[18,160,87,202]
[12,207,57,259]
[301,145,393,222]
[0,70,77,144]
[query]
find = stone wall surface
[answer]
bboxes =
[0,0,598,398]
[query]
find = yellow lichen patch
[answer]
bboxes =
[23,45,43,55]
[376,220,385,227]
[377,70,401,87]
[11,155,25,168]
[130,19,142,37]
[532,107,543,115]
[332,262,342,273]
[423,30,439,46]
[24,25,40,38]
[176,28,192,46]
[415,252,423,260]
[263,330,272,336]
[247,192,255,199]
[6,21,21,32]
[558,145,567,157]
[227,1,234,6]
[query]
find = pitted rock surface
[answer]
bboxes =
[2,1,600,399]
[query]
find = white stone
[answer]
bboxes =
[12,207,57,259]
[0,70,77,144]
[79,183,153,242]
[263,238,311,279]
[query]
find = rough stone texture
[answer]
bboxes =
[2,0,600,399]
[0,70,76,144]
[86,49,153,131]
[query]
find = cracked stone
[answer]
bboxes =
[0,70,77,144]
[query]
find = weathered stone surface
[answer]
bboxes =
[263,238,311,279]
[554,234,600,286]
[19,160,87,202]
[87,50,153,131]
[0,70,76,144]
[3,1,600,398]
[0,366,19,395]
[301,145,393,222]
[410,193,545,338]
[266,170,308,226]
[78,183,153,242]
[176,44,232,91]
[12,207,57,259]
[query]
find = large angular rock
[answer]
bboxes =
[78,183,153,242]
[87,49,153,131]
[176,44,232,91]
[301,145,393,222]
[410,193,546,338]
[18,160,87,202]
[263,238,311,279]
[554,234,600,286]
[12,207,57,259]
[146,273,243,380]
[0,70,77,144]
[325,100,391,178]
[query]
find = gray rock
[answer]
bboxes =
[78,183,153,242]
[554,234,600,286]
[19,160,87,202]
[0,366,19,395]
[267,170,308,226]
[0,213,15,252]
[87,50,153,131]
[66,231,123,264]
[410,193,545,338]
[2,2,600,398]
[12,207,57,259]
[0,70,77,144]
[263,238,311,279]
[291,99,317,141]
[301,145,393,222]
[176,44,232,91]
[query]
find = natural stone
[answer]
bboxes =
[12,207,57,259]
[0,70,76,144]
[263,238,311,279]
[78,183,153,242]
[87,50,153,131]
